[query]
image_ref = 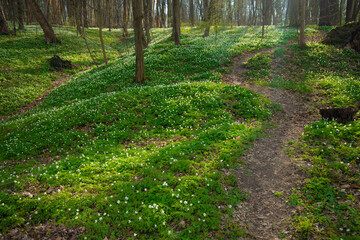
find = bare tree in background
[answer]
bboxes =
[97,0,108,65]
[299,0,306,49]
[123,0,129,36]
[173,0,181,45]
[0,1,10,35]
[26,0,59,43]
[17,0,25,30]
[144,0,152,44]
[133,0,145,83]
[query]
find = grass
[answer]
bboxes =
[256,29,360,240]
[0,25,297,239]
[0,24,123,117]
[288,120,360,239]
[239,26,360,239]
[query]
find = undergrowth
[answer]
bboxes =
[0,26,296,239]
[0,25,123,117]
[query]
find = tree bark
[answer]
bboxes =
[203,0,210,37]
[173,0,181,45]
[299,0,306,49]
[329,0,339,26]
[17,0,25,30]
[161,0,166,27]
[133,0,145,84]
[189,0,195,26]
[98,0,108,65]
[288,0,300,27]
[123,0,129,36]
[26,0,59,43]
[309,0,319,24]
[82,0,88,27]
[167,0,172,27]
[144,0,151,43]
[0,1,10,35]
[75,0,83,36]
[319,0,331,26]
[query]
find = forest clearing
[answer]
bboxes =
[1,0,360,239]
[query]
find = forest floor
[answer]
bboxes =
[1,27,359,239]
[223,47,318,239]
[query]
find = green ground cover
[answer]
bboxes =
[286,43,360,239]
[0,25,123,117]
[0,26,298,239]
[242,29,360,239]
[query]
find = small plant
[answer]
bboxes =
[295,216,314,239]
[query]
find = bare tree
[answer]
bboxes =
[299,0,306,49]
[97,0,108,65]
[189,0,195,26]
[26,0,59,43]
[346,0,360,23]
[123,0,129,36]
[319,0,331,26]
[17,0,25,30]
[144,0,152,44]
[0,1,10,35]
[133,0,145,83]
[173,0,181,45]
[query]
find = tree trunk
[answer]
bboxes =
[161,0,166,27]
[309,0,319,24]
[345,0,358,23]
[17,0,25,30]
[167,0,172,27]
[203,0,210,37]
[173,0,181,45]
[299,0,306,49]
[189,0,194,26]
[26,0,59,43]
[98,0,108,65]
[75,0,83,36]
[133,0,145,84]
[123,0,129,36]
[144,0,151,43]
[329,0,339,25]
[319,0,331,26]
[288,0,300,27]
[263,0,272,25]
[82,0,88,27]
[0,1,9,35]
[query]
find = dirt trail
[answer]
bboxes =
[224,48,318,239]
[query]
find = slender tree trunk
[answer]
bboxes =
[345,0,357,22]
[0,1,10,35]
[173,0,181,45]
[123,0,129,36]
[161,0,166,27]
[75,0,83,36]
[288,0,300,27]
[144,0,151,43]
[328,0,339,25]
[26,0,59,43]
[133,0,145,84]
[189,0,194,26]
[82,0,88,27]
[11,0,17,35]
[17,0,25,30]
[98,0,108,65]
[167,0,172,27]
[319,0,331,26]
[300,0,306,49]
[203,0,210,37]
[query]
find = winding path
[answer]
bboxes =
[224,48,317,239]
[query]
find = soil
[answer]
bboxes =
[223,47,318,239]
